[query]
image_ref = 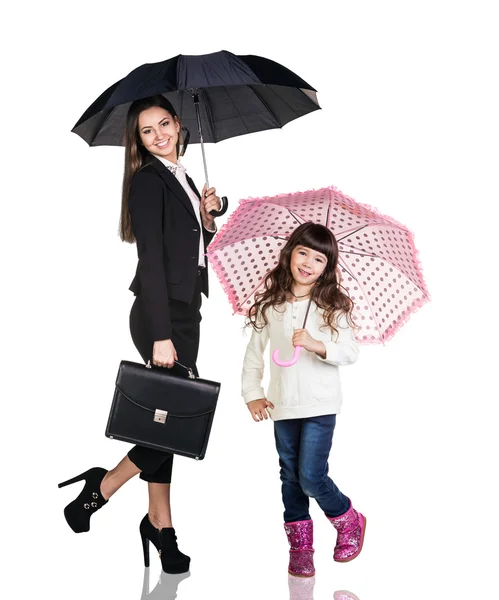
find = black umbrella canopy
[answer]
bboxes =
[72,50,320,146]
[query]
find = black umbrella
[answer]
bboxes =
[72,50,321,216]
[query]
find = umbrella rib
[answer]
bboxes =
[326,202,332,228]
[88,105,119,145]
[338,258,384,341]
[341,245,428,294]
[336,222,408,241]
[200,88,217,142]
[273,86,319,120]
[249,85,283,127]
[255,198,307,225]
[224,86,252,136]
[336,225,369,241]
[287,209,306,226]
[257,85,305,123]
[209,233,288,251]
[326,186,337,228]
[339,249,380,258]
[179,92,186,138]
[237,275,268,311]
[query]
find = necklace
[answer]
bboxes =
[290,291,310,299]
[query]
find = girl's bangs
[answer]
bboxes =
[293,225,335,259]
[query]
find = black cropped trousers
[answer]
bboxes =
[127,270,203,483]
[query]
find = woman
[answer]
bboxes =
[59,95,222,574]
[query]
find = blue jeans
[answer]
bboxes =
[274,414,350,523]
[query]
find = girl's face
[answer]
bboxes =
[290,245,328,286]
[138,106,180,163]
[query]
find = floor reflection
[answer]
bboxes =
[288,575,360,600]
[138,567,359,599]
[288,574,316,600]
[333,592,360,600]
[140,567,190,599]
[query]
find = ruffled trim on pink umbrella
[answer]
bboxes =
[356,295,430,346]
[207,250,246,316]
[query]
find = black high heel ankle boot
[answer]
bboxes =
[140,514,190,574]
[58,467,108,533]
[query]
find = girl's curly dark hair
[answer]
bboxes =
[246,222,356,336]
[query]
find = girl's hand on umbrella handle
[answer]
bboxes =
[152,339,178,368]
[292,328,321,353]
[247,398,274,422]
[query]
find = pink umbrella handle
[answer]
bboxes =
[272,346,302,367]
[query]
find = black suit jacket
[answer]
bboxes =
[128,157,216,341]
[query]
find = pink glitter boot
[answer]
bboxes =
[327,504,366,562]
[284,520,315,577]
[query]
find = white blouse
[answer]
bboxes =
[155,156,215,267]
[241,299,360,421]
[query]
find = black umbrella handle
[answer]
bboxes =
[209,196,229,217]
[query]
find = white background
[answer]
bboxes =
[2,1,498,599]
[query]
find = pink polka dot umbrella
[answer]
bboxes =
[206,186,429,344]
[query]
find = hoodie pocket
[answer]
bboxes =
[311,378,333,402]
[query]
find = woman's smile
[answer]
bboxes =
[138,106,180,162]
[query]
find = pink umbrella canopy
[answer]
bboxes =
[207,186,429,343]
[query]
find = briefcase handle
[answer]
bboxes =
[146,359,196,380]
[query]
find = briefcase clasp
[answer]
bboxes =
[154,409,168,424]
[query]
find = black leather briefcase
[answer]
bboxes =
[105,360,221,460]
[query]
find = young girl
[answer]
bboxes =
[241,222,366,577]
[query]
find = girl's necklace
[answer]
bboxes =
[290,290,310,299]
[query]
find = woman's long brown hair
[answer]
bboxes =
[247,223,356,335]
[120,95,185,243]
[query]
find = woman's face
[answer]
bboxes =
[138,106,180,163]
[290,245,328,286]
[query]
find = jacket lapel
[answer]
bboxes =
[186,174,202,200]
[149,158,197,221]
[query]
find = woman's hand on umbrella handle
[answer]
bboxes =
[201,185,219,226]
[152,339,178,368]
[209,196,228,217]
[247,398,275,422]
[201,185,228,220]
[272,346,302,367]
